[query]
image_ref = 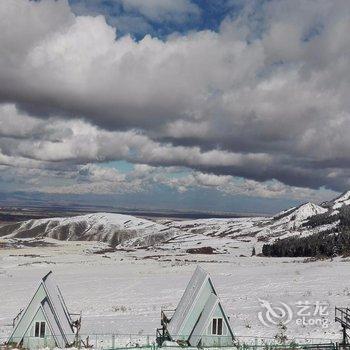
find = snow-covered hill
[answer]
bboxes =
[272,202,327,223]
[162,216,266,239]
[163,202,335,252]
[1,192,350,253]
[323,190,350,211]
[269,202,327,230]
[0,213,179,247]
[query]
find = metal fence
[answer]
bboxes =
[1,333,154,350]
[0,333,340,350]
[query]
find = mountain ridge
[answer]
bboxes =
[1,192,350,254]
[0,212,180,247]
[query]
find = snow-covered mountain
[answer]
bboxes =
[2,191,350,253]
[269,202,327,229]
[0,212,179,247]
[323,190,350,211]
[273,202,327,222]
[162,216,266,239]
[163,202,335,249]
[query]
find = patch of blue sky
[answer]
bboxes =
[98,158,193,178]
[68,0,245,40]
[302,22,324,42]
[99,160,135,173]
[191,0,244,31]
[164,168,192,179]
[144,185,300,214]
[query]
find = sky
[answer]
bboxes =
[0,0,349,214]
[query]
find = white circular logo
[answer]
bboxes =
[258,298,293,327]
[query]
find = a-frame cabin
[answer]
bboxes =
[7,271,80,350]
[158,266,234,347]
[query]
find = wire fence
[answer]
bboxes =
[0,333,341,350]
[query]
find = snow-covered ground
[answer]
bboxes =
[2,195,350,346]
[0,238,349,344]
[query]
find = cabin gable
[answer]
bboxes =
[8,283,47,345]
[21,305,58,350]
[205,303,231,337]
[189,293,234,347]
[7,271,77,350]
[163,266,234,347]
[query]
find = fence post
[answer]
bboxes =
[112,334,115,349]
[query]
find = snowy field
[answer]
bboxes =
[0,238,349,344]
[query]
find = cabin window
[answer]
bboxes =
[212,318,223,335]
[217,318,223,335]
[34,322,46,338]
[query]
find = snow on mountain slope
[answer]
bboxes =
[0,213,180,247]
[324,190,350,210]
[271,202,327,229]
[253,202,332,242]
[0,198,344,253]
[163,217,267,239]
[163,202,331,250]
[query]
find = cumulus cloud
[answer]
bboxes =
[0,105,337,203]
[0,104,273,171]
[0,0,350,201]
[40,164,134,195]
[4,157,332,203]
[147,170,337,202]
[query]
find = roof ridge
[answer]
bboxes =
[42,270,53,281]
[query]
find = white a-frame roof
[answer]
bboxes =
[42,271,74,340]
[8,271,75,347]
[167,266,217,337]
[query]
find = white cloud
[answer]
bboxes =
[155,170,338,203]
[1,0,350,198]
[0,104,274,173]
